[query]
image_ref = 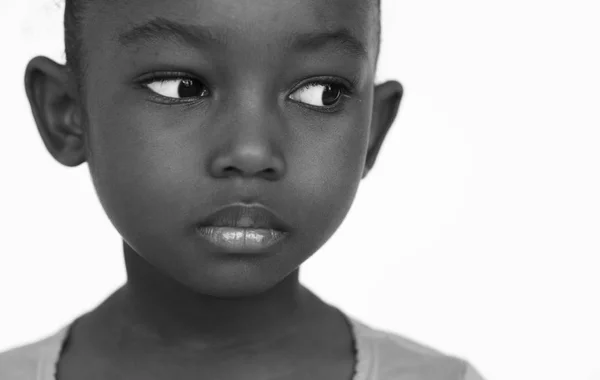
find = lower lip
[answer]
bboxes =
[196,226,287,253]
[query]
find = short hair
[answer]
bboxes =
[64,0,381,84]
[63,0,87,85]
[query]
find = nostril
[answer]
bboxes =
[223,166,276,176]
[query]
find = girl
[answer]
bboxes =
[1,0,485,379]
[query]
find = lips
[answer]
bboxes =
[196,203,290,232]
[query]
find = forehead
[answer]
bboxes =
[84,0,378,63]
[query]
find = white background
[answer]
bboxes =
[1,1,599,379]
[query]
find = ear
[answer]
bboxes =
[362,80,403,179]
[24,56,86,167]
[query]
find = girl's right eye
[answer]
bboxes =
[144,78,209,99]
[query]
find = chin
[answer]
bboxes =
[175,260,294,299]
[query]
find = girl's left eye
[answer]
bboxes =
[145,78,209,99]
[289,83,347,107]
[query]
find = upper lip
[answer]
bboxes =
[196,203,290,232]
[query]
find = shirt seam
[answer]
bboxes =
[459,358,469,380]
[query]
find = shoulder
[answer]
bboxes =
[349,317,486,380]
[0,326,68,380]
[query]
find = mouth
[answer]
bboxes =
[195,203,290,253]
[196,203,290,231]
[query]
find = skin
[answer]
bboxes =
[24,0,402,379]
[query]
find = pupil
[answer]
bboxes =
[178,79,201,98]
[322,84,341,106]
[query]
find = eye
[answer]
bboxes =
[289,82,346,107]
[145,78,209,99]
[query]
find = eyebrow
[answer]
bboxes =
[289,29,368,59]
[116,17,368,59]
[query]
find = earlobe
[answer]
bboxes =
[24,56,86,167]
[362,80,403,179]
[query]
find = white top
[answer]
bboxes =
[0,313,485,380]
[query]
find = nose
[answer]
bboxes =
[209,107,286,181]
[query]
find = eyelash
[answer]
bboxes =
[137,72,355,112]
[289,77,354,113]
[138,72,207,105]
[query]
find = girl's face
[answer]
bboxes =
[68,0,394,296]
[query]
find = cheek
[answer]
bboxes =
[85,102,197,242]
[299,128,367,199]
[288,115,370,244]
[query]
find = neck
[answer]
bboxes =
[100,241,326,352]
